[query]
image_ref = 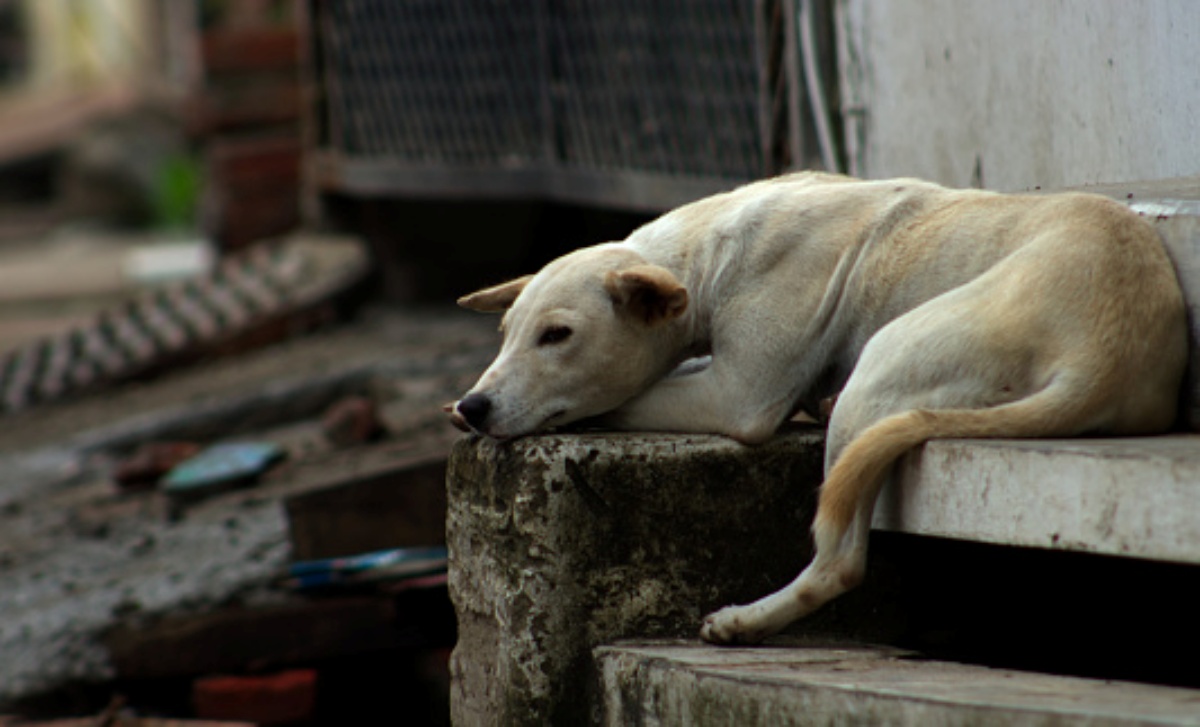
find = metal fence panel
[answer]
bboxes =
[314,0,771,209]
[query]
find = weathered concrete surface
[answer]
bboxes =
[878,436,1200,564]
[446,426,1200,724]
[837,1,1200,190]
[446,428,825,726]
[1132,195,1200,430]
[596,641,1200,726]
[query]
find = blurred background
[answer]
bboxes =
[0,0,840,361]
[0,0,299,356]
[0,1,1195,725]
[2,0,1196,358]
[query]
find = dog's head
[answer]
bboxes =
[448,244,689,439]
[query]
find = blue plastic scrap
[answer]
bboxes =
[161,441,285,501]
[285,546,449,591]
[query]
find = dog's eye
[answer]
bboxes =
[538,325,573,346]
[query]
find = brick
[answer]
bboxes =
[113,441,203,490]
[193,669,316,725]
[321,396,384,447]
[202,29,300,74]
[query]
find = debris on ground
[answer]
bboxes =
[161,441,286,508]
[192,670,315,725]
[319,396,385,447]
[0,306,498,723]
[113,443,203,491]
[283,546,448,592]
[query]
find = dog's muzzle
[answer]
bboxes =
[448,392,491,433]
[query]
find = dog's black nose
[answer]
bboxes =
[457,393,492,431]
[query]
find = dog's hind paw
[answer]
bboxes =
[700,605,769,646]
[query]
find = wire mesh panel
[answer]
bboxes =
[321,0,551,166]
[315,0,767,208]
[552,0,761,179]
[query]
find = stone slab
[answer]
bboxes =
[447,427,1200,724]
[446,428,826,726]
[878,436,1200,565]
[596,641,1200,726]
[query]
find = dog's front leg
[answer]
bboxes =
[602,363,789,444]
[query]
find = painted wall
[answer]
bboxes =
[836,0,1200,190]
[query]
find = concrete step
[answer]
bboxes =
[878,436,1200,565]
[447,430,1200,723]
[596,641,1200,726]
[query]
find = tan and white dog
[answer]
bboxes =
[448,172,1187,644]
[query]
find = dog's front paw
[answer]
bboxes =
[700,605,769,646]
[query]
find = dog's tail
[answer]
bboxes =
[816,381,1094,534]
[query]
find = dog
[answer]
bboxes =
[448,172,1187,644]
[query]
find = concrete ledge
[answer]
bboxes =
[880,436,1200,565]
[446,428,825,725]
[596,641,1200,726]
[446,428,1200,723]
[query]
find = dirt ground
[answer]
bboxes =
[0,304,498,708]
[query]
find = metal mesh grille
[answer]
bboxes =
[324,1,549,165]
[319,0,762,184]
[552,1,760,178]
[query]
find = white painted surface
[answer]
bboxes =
[837,0,1200,190]
[875,437,1200,565]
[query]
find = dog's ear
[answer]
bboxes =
[604,265,688,325]
[458,275,534,312]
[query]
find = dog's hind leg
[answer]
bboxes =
[700,377,1099,644]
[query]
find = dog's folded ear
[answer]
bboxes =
[604,264,689,325]
[458,275,534,312]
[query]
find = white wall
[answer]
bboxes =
[836,0,1200,190]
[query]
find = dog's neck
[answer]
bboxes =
[621,191,863,409]
[637,249,715,357]
[622,237,722,352]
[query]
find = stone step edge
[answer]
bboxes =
[595,640,1200,726]
[876,435,1200,566]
